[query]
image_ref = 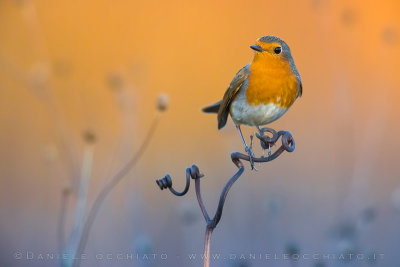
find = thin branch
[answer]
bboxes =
[156,127,295,267]
[203,227,213,267]
[195,178,210,223]
[72,113,161,267]
[209,164,244,229]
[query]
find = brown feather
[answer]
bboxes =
[202,101,221,113]
[217,64,250,129]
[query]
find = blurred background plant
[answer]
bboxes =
[1,0,400,266]
[1,3,167,266]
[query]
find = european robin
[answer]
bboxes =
[202,36,302,169]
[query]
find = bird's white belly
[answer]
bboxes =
[230,100,288,126]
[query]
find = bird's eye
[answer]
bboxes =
[274,47,282,54]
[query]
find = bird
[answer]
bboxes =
[202,36,302,169]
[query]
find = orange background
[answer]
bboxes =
[1,0,400,266]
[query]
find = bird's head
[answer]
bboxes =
[250,36,293,62]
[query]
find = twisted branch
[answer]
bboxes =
[156,127,295,267]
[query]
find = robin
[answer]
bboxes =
[202,36,302,169]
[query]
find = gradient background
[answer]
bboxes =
[1,0,400,266]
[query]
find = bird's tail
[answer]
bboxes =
[201,100,222,113]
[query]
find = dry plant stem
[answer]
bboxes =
[156,127,295,267]
[0,52,79,259]
[64,146,94,267]
[57,192,68,264]
[1,39,80,265]
[72,113,160,267]
[8,5,85,265]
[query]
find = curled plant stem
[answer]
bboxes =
[198,159,245,267]
[156,127,295,267]
[72,113,161,267]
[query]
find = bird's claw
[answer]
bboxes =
[245,146,257,170]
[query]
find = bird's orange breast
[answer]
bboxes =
[246,56,299,109]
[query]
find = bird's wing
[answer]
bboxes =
[296,74,302,97]
[217,64,250,129]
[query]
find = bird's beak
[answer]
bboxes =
[250,45,263,52]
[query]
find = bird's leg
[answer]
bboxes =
[236,125,257,170]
